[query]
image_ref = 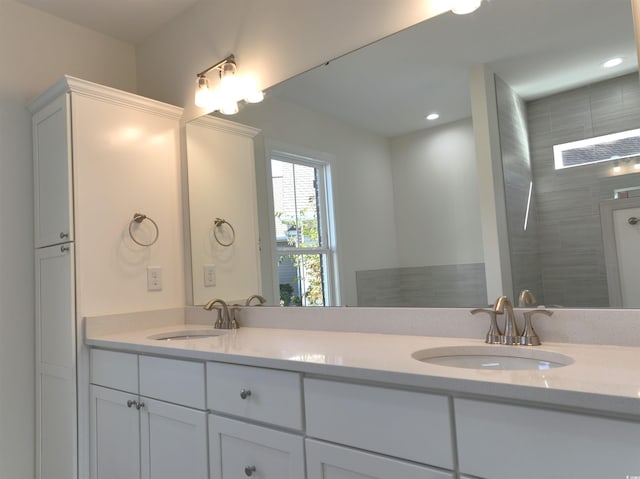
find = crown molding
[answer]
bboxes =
[28,75,183,120]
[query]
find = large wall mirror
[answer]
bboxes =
[185,0,639,308]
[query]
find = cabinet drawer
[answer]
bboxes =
[207,362,302,430]
[306,439,454,479]
[90,349,138,392]
[455,398,640,479]
[209,414,304,479]
[139,356,205,409]
[304,378,453,469]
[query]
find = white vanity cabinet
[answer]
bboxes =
[455,398,640,479]
[30,76,183,479]
[32,89,77,479]
[33,93,74,248]
[89,349,208,479]
[206,362,305,479]
[90,386,141,479]
[304,378,454,476]
[35,243,76,479]
[206,362,303,429]
[209,415,305,479]
[306,439,453,479]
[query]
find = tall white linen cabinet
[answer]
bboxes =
[29,76,183,479]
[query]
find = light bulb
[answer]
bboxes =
[219,61,245,103]
[245,89,264,103]
[241,77,265,103]
[194,77,211,108]
[613,164,621,173]
[219,99,239,115]
[451,0,482,14]
[426,113,440,121]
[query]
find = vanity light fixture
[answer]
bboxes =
[426,113,440,121]
[450,0,482,15]
[613,161,622,173]
[194,54,264,114]
[602,57,624,68]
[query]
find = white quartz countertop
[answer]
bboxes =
[85,323,640,417]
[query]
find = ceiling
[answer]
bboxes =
[16,0,200,43]
[17,0,639,136]
[268,0,639,137]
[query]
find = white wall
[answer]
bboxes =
[0,2,136,477]
[185,117,261,305]
[135,0,451,121]
[227,95,398,306]
[69,91,184,317]
[390,118,484,267]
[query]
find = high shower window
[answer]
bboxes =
[553,128,640,170]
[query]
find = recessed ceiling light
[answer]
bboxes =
[602,57,624,68]
[426,113,440,121]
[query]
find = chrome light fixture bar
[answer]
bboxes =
[195,54,264,114]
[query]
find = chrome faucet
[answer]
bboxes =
[245,294,267,306]
[520,309,552,346]
[493,296,520,345]
[203,298,238,329]
[470,308,502,344]
[518,289,536,307]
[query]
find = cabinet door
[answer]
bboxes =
[33,93,73,248]
[36,244,76,479]
[140,397,208,479]
[306,439,454,479]
[90,385,140,479]
[209,415,305,479]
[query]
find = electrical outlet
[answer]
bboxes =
[147,266,162,291]
[203,264,216,287]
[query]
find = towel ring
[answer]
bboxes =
[129,213,159,247]
[213,218,235,247]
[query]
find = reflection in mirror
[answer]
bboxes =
[186,0,638,308]
[185,117,262,306]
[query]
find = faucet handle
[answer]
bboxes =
[213,308,223,329]
[471,308,502,344]
[520,309,552,346]
[229,307,240,329]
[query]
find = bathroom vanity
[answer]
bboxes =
[85,315,640,479]
[30,68,640,479]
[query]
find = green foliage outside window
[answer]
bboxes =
[276,208,325,306]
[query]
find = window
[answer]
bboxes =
[268,149,337,306]
[553,128,640,170]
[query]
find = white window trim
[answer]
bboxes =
[264,140,340,306]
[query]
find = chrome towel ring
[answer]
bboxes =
[213,218,235,247]
[129,213,159,247]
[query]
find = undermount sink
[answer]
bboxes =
[148,329,228,341]
[412,345,573,371]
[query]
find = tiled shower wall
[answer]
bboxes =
[526,72,640,307]
[355,73,640,309]
[495,76,545,304]
[356,263,487,307]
